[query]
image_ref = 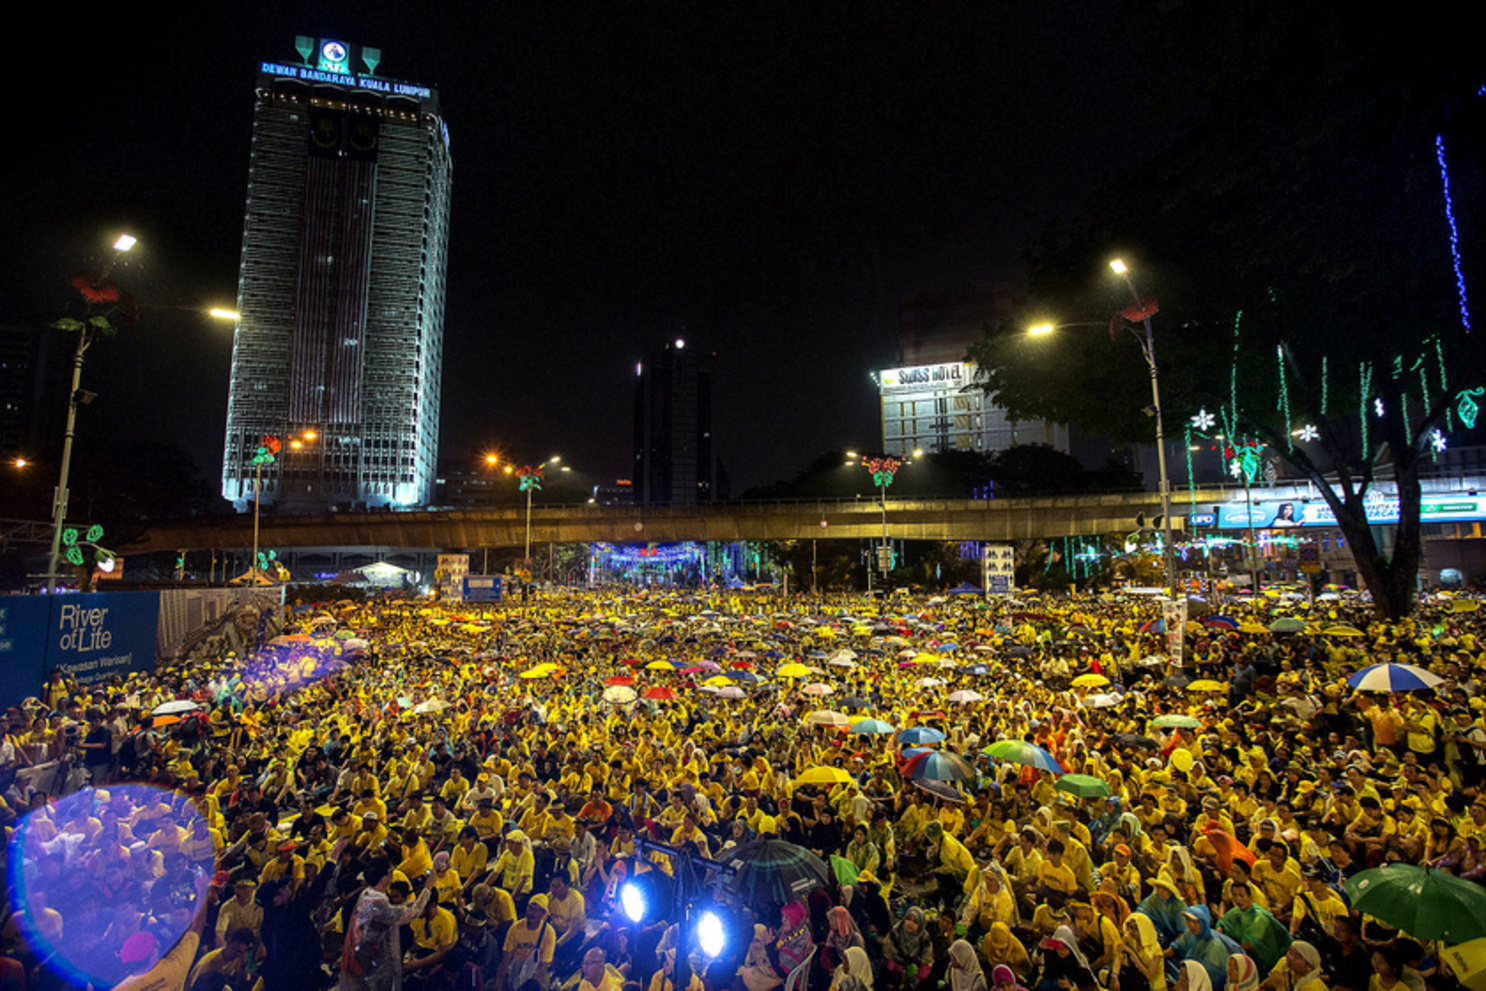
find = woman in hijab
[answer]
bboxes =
[1034,925,1098,991]
[961,863,1019,936]
[1176,960,1215,991]
[1113,914,1166,991]
[883,906,934,990]
[980,922,1031,980]
[1226,955,1260,991]
[1135,871,1189,947]
[1261,941,1325,991]
[943,940,985,991]
[741,924,786,991]
[992,964,1030,991]
[1169,906,1242,991]
[822,906,866,973]
[831,946,875,991]
[777,900,816,976]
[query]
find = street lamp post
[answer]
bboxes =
[863,456,902,586]
[46,234,136,593]
[515,465,544,562]
[1107,259,1177,600]
[248,436,281,583]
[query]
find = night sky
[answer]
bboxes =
[2,2,1144,501]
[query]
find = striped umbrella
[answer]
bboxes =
[981,740,1064,774]
[1346,663,1443,692]
[897,727,946,746]
[726,837,832,907]
[904,750,975,782]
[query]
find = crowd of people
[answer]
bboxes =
[3,582,1486,991]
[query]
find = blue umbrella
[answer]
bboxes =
[905,750,976,782]
[898,727,946,746]
[725,670,760,683]
[848,718,896,735]
[1346,663,1444,692]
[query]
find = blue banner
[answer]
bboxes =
[0,598,52,707]
[463,576,502,602]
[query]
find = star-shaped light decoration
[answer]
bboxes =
[1229,460,1244,479]
[1190,408,1216,432]
[1296,424,1319,442]
[1431,429,1448,453]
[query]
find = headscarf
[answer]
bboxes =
[891,906,932,962]
[982,922,1029,975]
[991,965,1027,991]
[1286,942,1323,990]
[1227,955,1260,991]
[1180,960,1215,991]
[949,939,987,991]
[1172,906,1242,990]
[827,905,865,955]
[841,946,874,991]
[778,900,814,973]
[1044,925,1091,972]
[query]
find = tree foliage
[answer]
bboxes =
[968,2,1484,617]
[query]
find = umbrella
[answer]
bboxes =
[411,699,448,714]
[796,766,854,786]
[726,837,832,906]
[1083,692,1124,708]
[645,660,677,671]
[914,677,945,688]
[726,670,761,683]
[604,676,636,686]
[1344,864,1486,942]
[960,663,992,675]
[804,710,850,727]
[1202,615,1240,630]
[718,685,746,699]
[1071,673,1110,688]
[848,719,895,734]
[643,687,678,701]
[1110,733,1161,751]
[1185,679,1227,693]
[1162,672,1193,689]
[1152,714,1202,729]
[1440,939,1486,991]
[839,696,871,709]
[151,700,200,716]
[897,727,946,746]
[913,779,967,803]
[1324,625,1365,637]
[1055,774,1112,799]
[777,663,810,678]
[904,750,976,782]
[602,686,638,705]
[1346,663,1444,692]
[982,739,1064,774]
[803,683,835,696]
[1269,617,1307,633]
[947,689,984,703]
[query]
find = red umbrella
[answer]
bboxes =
[621,658,644,667]
[643,687,678,701]
[605,676,636,686]
[680,666,705,674]
[731,660,754,669]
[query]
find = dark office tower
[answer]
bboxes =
[222,38,451,512]
[633,339,720,507]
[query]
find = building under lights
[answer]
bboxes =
[222,37,451,512]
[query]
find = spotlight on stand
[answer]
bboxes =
[618,869,673,925]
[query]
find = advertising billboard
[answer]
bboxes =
[1212,493,1486,530]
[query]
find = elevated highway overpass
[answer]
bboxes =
[123,476,1486,554]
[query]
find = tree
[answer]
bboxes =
[968,2,1483,617]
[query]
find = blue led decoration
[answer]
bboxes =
[1436,134,1473,332]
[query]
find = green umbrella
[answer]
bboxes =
[1344,865,1486,943]
[1054,774,1111,799]
[1151,714,1202,730]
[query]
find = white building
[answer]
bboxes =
[874,360,1068,457]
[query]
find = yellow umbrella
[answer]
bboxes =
[1324,625,1365,637]
[1186,679,1227,693]
[1071,673,1110,688]
[1440,939,1486,991]
[796,765,853,785]
[646,660,676,671]
[703,675,733,687]
[1453,600,1480,613]
[777,663,810,678]
[1238,623,1270,634]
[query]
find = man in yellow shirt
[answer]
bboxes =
[548,871,589,973]
[187,926,255,989]
[215,878,263,946]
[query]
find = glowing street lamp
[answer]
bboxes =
[47,232,138,592]
[861,455,902,583]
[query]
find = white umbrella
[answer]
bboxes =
[603,686,638,704]
[804,709,850,727]
[803,683,835,696]
[947,689,984,703]
[914,677,945,688]
[151,700,200,716]
[828,659,858,669]
[1083,693,1124,708]
[718,686,746,699]
[411,699,448,714]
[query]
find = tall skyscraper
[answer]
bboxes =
[223,37,451,512]
[633,339,725,506]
